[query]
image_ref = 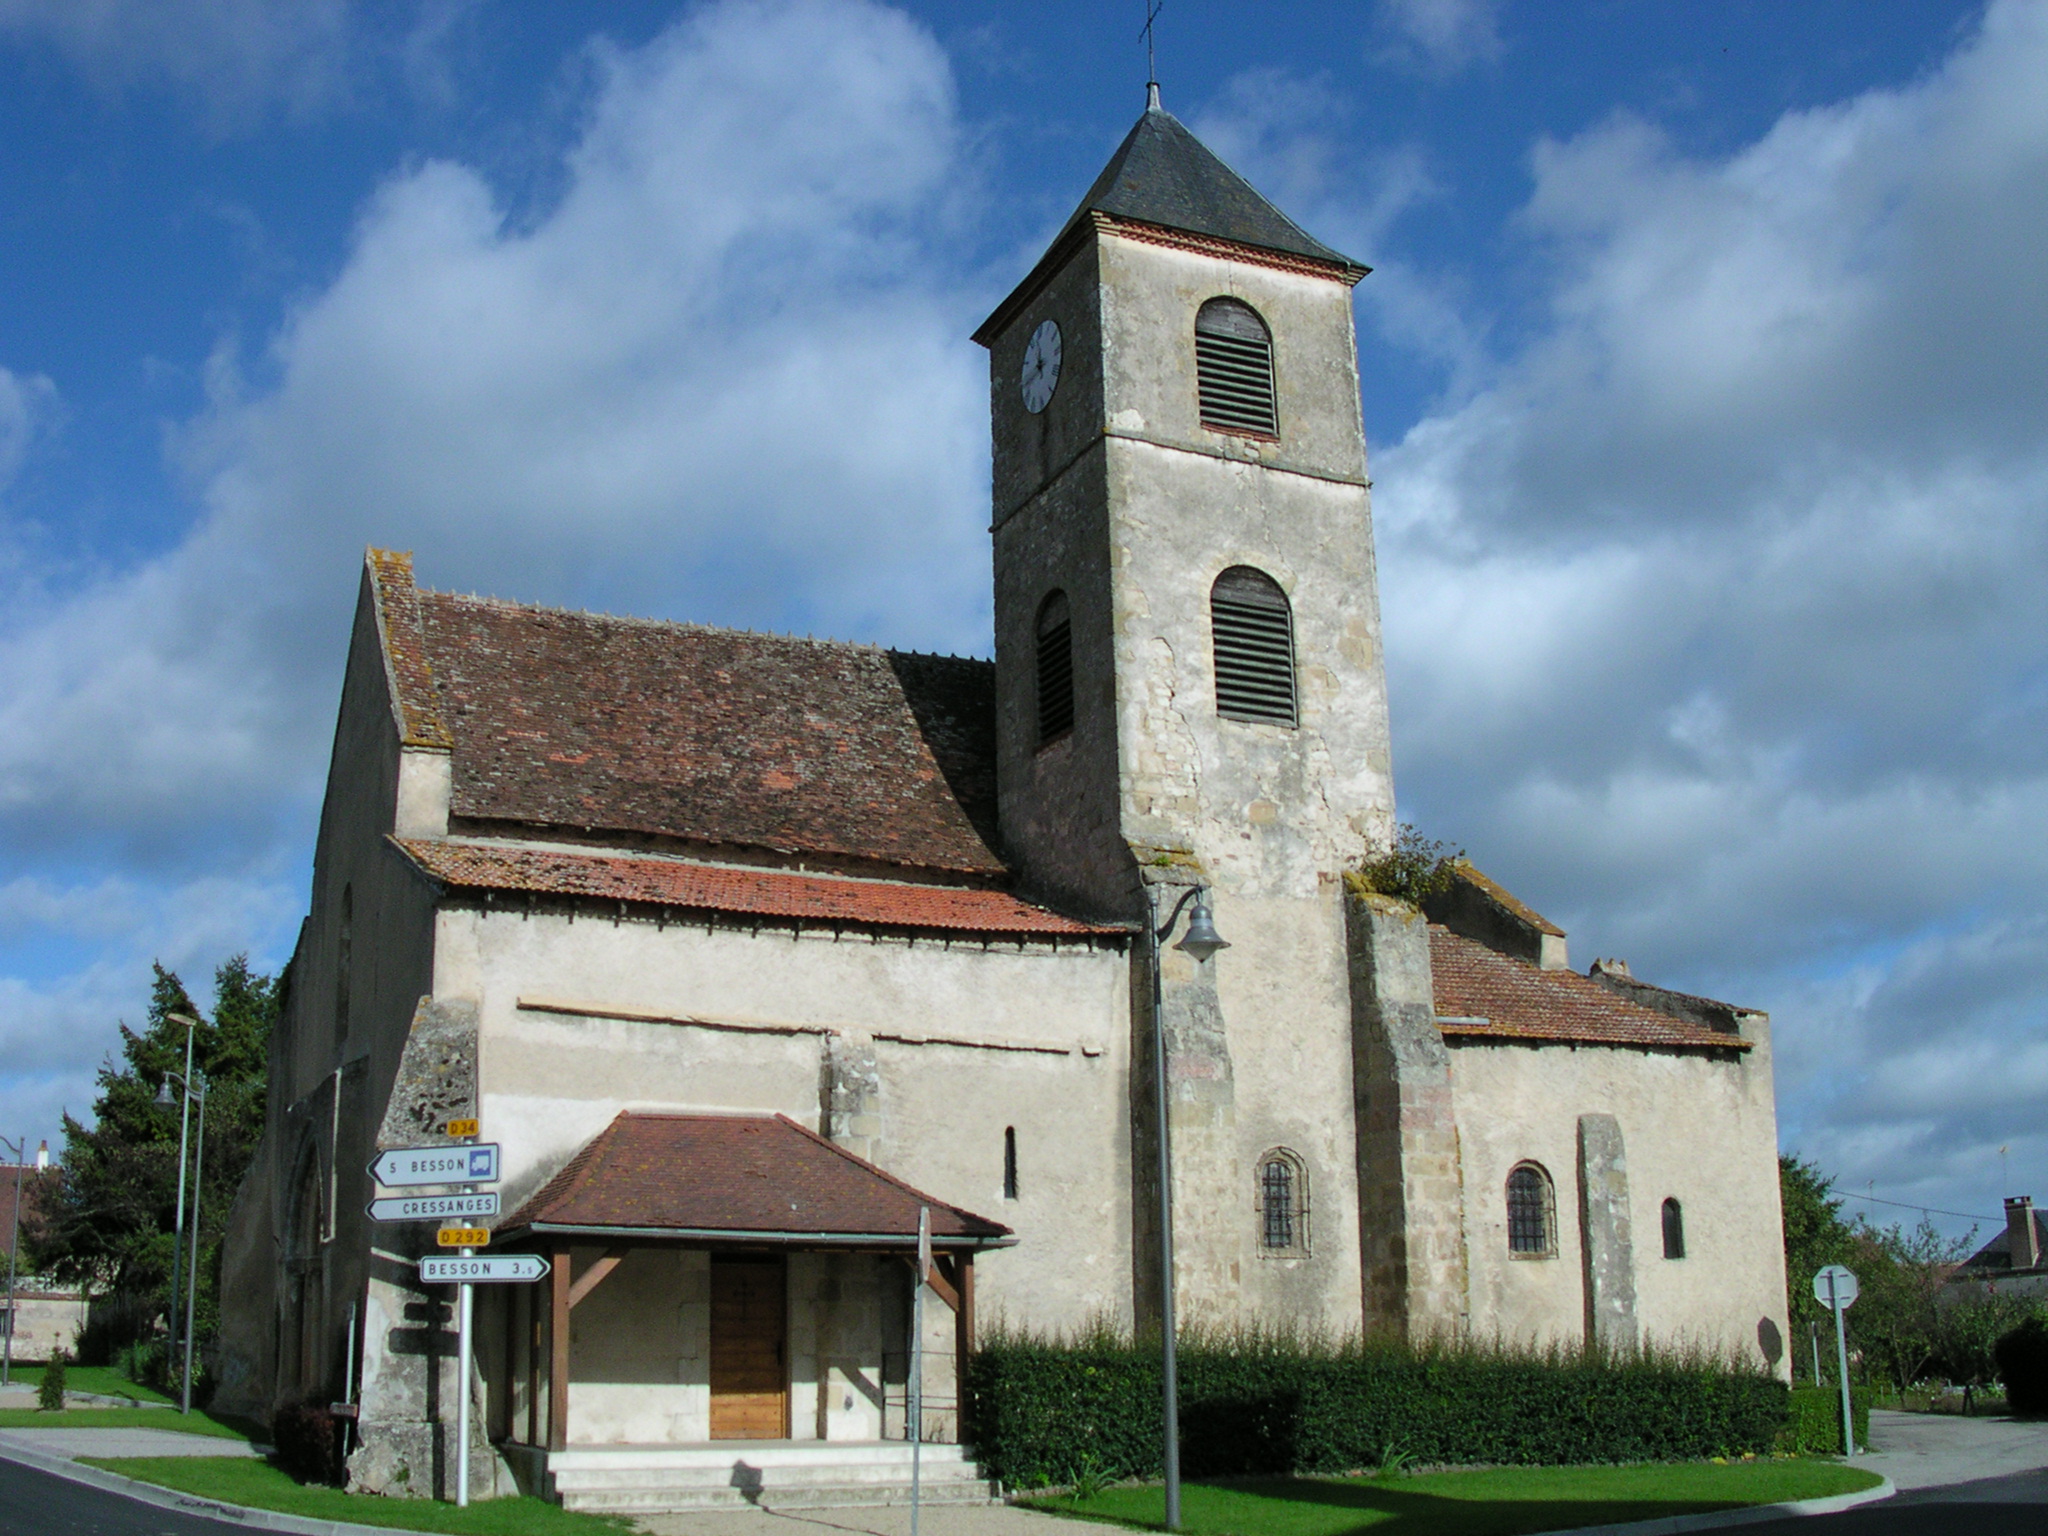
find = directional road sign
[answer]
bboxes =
[1813,1264,1859,1310]
[369,1143,499,1188]
[437,1227,491,1248]
[368,1192,500,1223]
[420,1254,549,1284]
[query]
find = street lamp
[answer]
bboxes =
[1148,883,1229,1532]
[1,1133,26,1387]
[158,1011,205,1412]
[157,1067,208,1415]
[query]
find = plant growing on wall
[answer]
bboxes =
[1346,824,1465,906]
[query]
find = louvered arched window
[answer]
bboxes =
[1195,297,1277,437]
[1507,1162,1556,1257]
[1210,567,1297,726]
[1036,590,1074,745]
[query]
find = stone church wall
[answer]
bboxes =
[1449,1026,1788,1374]
[442,900,1133,1342]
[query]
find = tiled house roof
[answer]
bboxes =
[1961,1213,2048,1272]
[393,838,1117,939]
[1430,927,1750,1052]
[371,556,1005,876]
[499,1113,1012,1247]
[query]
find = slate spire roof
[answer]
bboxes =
[1063,103,1363,273]
[974,99,1367,345]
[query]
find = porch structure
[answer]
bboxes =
[486,1111,1010,1500]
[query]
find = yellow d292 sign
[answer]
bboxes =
[436,1226,490,1248]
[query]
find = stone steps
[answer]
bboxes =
[544,1440,999,1513]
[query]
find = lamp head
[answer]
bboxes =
[1173,890,1230,962]
[154,1080,174,1108]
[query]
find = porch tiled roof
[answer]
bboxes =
[499,1113,1012,1247]
[391,838,1116,939]
[1430,927,1750,1052]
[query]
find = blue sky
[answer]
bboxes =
[1,0,2041,1243]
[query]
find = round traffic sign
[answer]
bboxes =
[1813,1263,1859,1310]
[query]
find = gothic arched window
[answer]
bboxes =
[1257,1149,1309,1255]
[1507,1162,1556,1258]
[1211,567,1297,726]
[1036,590,1074,746]
[1195,298,1277,437]
[1662,1197,1686,1260]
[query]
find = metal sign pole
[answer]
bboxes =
[456,1259,473,1506]
[911,1206,928,1536]
[2,1136,24,1388]
[1829,1271,1854,1457]
[1810,1321,1821,1388]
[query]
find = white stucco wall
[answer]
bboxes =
[1450,1031,1789,1374]
[445,901,1132,1343]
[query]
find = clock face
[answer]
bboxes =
[1020,319,1062,413]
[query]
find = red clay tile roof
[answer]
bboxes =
[1430,927,1750,1051]
[500,1113,1012,1246]
[384,565,1003,874]
[0,1165,56,1250]
[392,838,1117,939]
[368,550,453,750]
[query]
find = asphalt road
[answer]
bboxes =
[0,1456,269,1535]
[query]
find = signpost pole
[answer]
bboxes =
[911,1206,928,1536]
[1810,1321,1821,1388]
[456,1248,472,1508]
[1829,1271,1854,1457]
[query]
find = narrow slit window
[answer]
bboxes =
[1507,1163,1556,1257]
[1662,1198,1686,1260]
[1036,591,1074,745]
[1211,567,1297,726]
[1003,1127,1019,1200]
[1195,297,1277,437]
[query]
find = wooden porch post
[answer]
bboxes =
[954,1253,975,1423]
[548,1246,571,1451]
[525,1281,540,1448]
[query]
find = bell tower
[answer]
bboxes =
[975,99,1402,1334]
[975,98,1394,918]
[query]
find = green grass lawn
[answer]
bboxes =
[1025,1461,1886,1536]
[78,1457,634,1534]
[2,1365,174,1404]
[0,1406,251,1438]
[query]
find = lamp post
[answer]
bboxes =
[1147,884,1228,1533]
[156,1068,208,1414]
[159,1011,204,1401]
[1,1133,26,1387]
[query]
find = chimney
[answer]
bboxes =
[2006,1196,2039,1270]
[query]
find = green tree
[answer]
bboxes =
[36,957,280,1384]
[1780,1155,1857,1381]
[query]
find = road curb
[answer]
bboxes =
[1539,1474,1896,1535]
[0,1438,454,1536]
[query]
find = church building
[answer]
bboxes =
[217,97,1789,1511]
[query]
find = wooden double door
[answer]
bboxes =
[709,1255,788,1439]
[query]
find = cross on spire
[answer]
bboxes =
[1141,0,1164,110]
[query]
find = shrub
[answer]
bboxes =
[1777,1385,1869,1453]
[1994,1314,2048,1415]
[36,1351,67,1411]
[964,1330,1788,1488]
[272,1400,347,1486]
[1347,826,1464,905]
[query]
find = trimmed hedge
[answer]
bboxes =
[1778,1385,1868,1454]
[965,1333,1789,1487]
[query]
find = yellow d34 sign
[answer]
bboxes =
[443,1118,480,1138]
[437,1226,490,1248]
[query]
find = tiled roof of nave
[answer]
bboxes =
[410,589,1005,876]
[1430,927,1751,1052]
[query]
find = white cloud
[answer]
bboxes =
[0,0,358,124]
[1373,0,1504,75]
[0,365,57,499]
[1374,0,2048,1219]
[0,0,987,1134]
